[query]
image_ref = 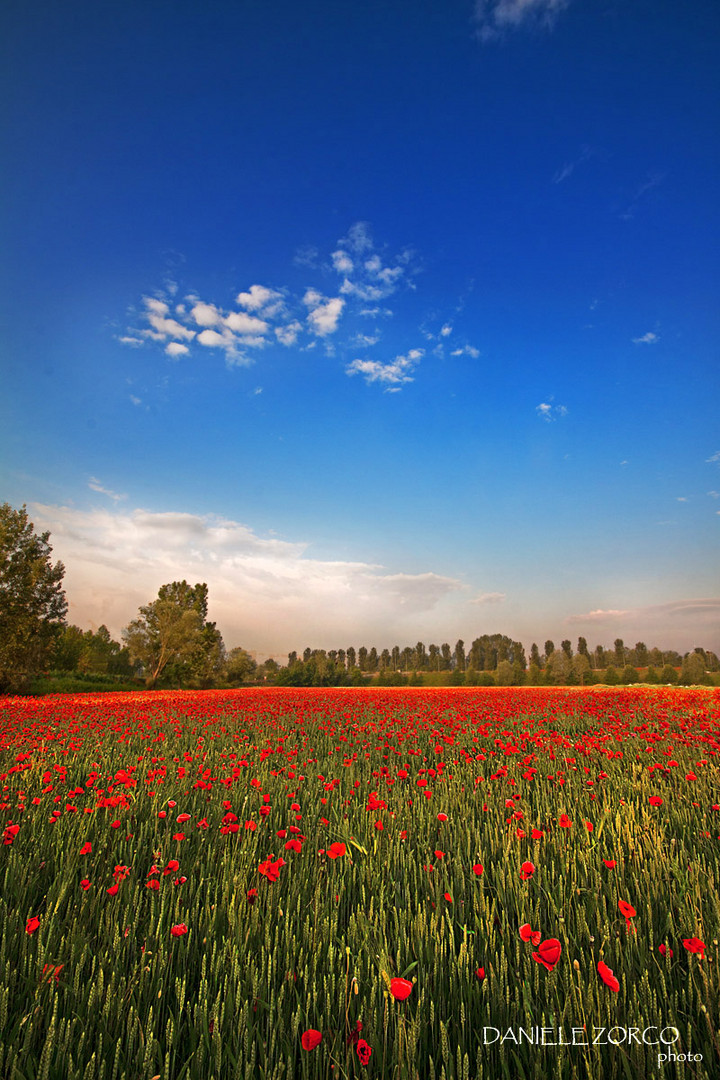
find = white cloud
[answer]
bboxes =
[196,328,250,366]
[331,250,354,275]
[440,323,453,337]
[708,491,719,498]
[224,311,269,336]
[536,401,568,421]
[342,222,374,254]
[332,222,412,303]
[129,395,142,406]
[632,331,659,345]
[190,302,223,328]
[165,342,189,358]
[346,349,423,389]
[469,592,506,605]
[236,285,282,312]
[706,451,720,464]
[450,345,480,358]
[118,336,144,347]
[303,290,345,336]
[29,503,463,654]
[275,321,303,346]
[142,296,196,342]
[474,0,570,42]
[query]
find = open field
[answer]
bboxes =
[1,686,719,1080]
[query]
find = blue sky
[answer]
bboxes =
[2,0,719,659]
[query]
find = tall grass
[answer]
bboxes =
[1,686,718,1079]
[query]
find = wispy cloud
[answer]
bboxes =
[566,598,720,636]
[346,349,423,390]
[620,172,665,221]
[706,451,720,465]
[469,591,506,605]
[474,0,570,42]
[552,144,594,184]
[632,331,659,345]
[88,477,126,502]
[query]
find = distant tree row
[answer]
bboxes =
[1,501,717,693]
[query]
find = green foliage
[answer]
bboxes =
[224,647,257,685]
[0,503,67,692]
[122,581,224,688]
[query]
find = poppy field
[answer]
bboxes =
[2,686,720,1080]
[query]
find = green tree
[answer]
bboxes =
[53,624,86,671]
[545,649,571,685]
[660,663,678,684]
[122,581,213,688]
[631,641,649,667]
[0,503,67,691]
[561,639,573,659]
[496,659,514,685]
[454,640,465,673]
[225,647,257,685]
[544,640,555,665]
[530,643,542,668]
[613,638,626,666]
[680,652,708,685]
[571,653,591,685]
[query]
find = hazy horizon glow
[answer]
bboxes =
[2,1,718,658]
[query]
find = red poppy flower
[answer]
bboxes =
[170,923,188,937]
[146,879,160,891]
[558,814,572,828]
[603,860,617,869]
[80,842,92,855]
[26,916,40,934]
[597,960,620,992]
[258,856,286,881]
[472,863,484,876]
[389,977,413,1000]
[649,796,663,807]
[533,938,562,972]
[531,829,544,839]
[618,900,636,926]
[683,937,707,960]
[444,892,452,903]
[110,820,120,829]
[106,883,119,896]
[301,1029,322,1051]
[475,966,485,980]
[659,944,673,959]
[327,842,346,859]
[177,813,191,823]
[519,860,535,880]
[519,924,541,946]
[437,813,448,822]
[247,888,258,905]
[80,878,92,891]
[356,1038,372,1065]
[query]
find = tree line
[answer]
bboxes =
[1,502,717,693]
